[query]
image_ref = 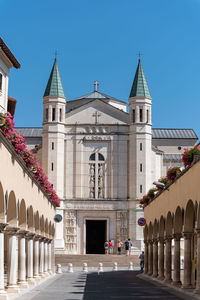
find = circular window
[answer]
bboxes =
[178,146,181,150]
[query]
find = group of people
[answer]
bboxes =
[104,239,145,271]
[104,238,133,255]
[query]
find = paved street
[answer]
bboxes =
[15,271,195,300]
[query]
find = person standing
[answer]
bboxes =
[125,239,129,256]
[139,251,144,271]
[104,240,109,255]
[117,240,123,255]
[128,238,132,255]
[108,240,113,254]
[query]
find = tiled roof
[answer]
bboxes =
[71,90,126,104]
[16,127,198,140]
[152,129,198,139]
[43,58,65,98]
[0,37,20,68]
[163,154,182,161]
[16,127,42,137]
[129,59,151,99]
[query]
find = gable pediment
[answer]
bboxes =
[65,99,129,124]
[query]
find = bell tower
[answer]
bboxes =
[128,58,152,249]
[42,57,66,249]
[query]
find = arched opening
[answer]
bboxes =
[159,216,165,238]
[165,212,173,237]
[45,218,48,236]
[0,182,5,221]
[49,221,52,237]
[27,206,34,230]
[35,211,40,233]
[144,225,148,241]
[19,199,26,229]
[89,152,105,199]
[7,191,17,225]
[184,200,195,233]
[174,206,182,234]
[153,219,158,238]
[40,215,44,234]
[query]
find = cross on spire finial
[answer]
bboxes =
[94,80,99,92]
[137,51,142,60]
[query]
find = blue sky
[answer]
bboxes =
[1,0,200,137]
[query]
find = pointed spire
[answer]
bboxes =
[129,59,151,99]
[43,58,65,98]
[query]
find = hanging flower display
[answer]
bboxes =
[147,188,158,200]
[182,145,200,167]
[166,166,181,182]
[0,112,60,207]
[139,195,150,208]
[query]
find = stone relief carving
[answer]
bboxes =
[64,210,77,254]
[116,211,128,242]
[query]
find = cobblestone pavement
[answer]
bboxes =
[15,271,195,300]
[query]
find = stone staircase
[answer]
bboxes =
[55,254,140,267]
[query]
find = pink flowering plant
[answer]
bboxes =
[182,146,200,167]
[139,195,150,208]
[167,166,181,182]
[0,112,60,207]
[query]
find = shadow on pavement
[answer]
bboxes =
[74,271,184,300]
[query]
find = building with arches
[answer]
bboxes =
[0,37,56,299]
[143,156,200,292]
[16,57,198,255]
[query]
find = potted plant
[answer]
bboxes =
[182,146,200,167]
[157,176,169,190]
[139,195,150,208]
[147,188,158,199]
[167,166,181,182]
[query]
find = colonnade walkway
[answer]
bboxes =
[14,271,196,300]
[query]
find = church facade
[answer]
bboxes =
[17,58,198,254]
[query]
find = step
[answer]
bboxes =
[55,254,140,267]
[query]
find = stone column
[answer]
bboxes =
[0,223,8,300]
[164,236,172,283]
[152,239,158,278]
[148,240,153,276]
[33,236,40,281]
[6,227,20,293]
[48,240,52,274]
[18,231,29,289]
[44,239,49,275]
[182,232,193,289]
[158,237,164,280]
[26,233,35,285]
[136,106,139,123]
[173,233,182,286]
[194,229,200,293]
[39,237,45,277]
[144,240,148,274]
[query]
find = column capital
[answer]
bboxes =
[26,232,35,240]
[164,235,172,242]
[183,232,193,239]
[18,229,28,237]
[144,240,149,245]
[173,233,182,241]
[153,238,158,245]
[148,239,153,245]
[0,222,7,232]
[6,226,19,235]
[196,228,200,235]
[158,236,164,243]
[34,234,41,241]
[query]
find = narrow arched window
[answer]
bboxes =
[89,153,105,199]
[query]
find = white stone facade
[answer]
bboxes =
[16,60,198,255]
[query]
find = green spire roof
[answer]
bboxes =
[43,58,65,98]
[129,59,151,99]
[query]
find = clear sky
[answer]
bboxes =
[1,0,200,138]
